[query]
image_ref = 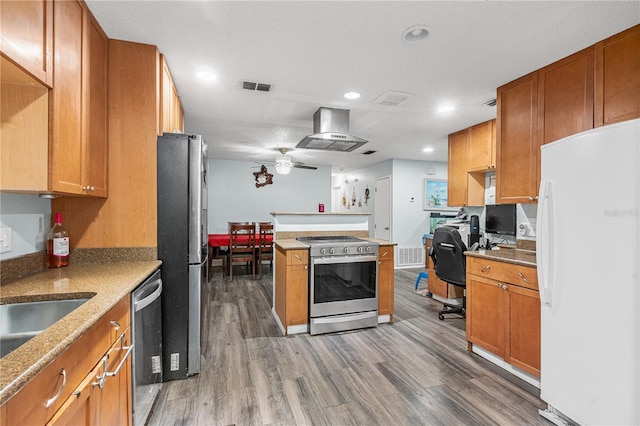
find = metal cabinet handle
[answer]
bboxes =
[93,333,134,389]
[45,369,66,408]
[110,320,120,331]
[381,250,390,257]
[106,334,134,379]
[481,265,491,273]
[294,254,302,261]
[518,272,530,283]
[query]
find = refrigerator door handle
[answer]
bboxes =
[537,180,553,306]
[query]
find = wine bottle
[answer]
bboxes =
[47,212,70,268]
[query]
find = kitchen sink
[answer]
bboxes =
[0,297,91,358]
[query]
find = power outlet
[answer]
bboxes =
[0,228,12,253]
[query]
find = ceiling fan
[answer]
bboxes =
[257,148,318,175]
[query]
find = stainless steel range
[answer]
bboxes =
[297,236,379,335]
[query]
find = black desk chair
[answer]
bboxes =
[429,226,467,320]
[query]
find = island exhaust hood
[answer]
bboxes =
[296,107,368,152]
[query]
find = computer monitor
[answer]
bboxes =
[485,204,516,236]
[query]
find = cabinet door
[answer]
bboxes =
[427,270,447,299]
[285,264,309,326]
[97,330,132,426]
[468,120,496,171]
[377,245,394,318]
[49,0,84,195]
[506,284,540,377]
[82,11,109,197]
[447,129,468,207]
[0,0,53,86]
[538,47,594,146]
[466,274,506,356]
[496,72,539,204]
[595,24,640,126]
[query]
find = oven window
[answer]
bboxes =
[313,260,376,304]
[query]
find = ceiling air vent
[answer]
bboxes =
[362,150,377,155]
[484,98,497,107]
[373,91,414,107]
[242,81,271,92]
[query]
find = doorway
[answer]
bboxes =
[374,176,391,241]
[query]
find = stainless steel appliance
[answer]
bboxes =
[297,236,379,335]
[157,133,208,380]
[131,270,163,426]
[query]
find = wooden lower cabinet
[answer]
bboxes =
[274,247,309,332]
[48,329,132,426]
[3,297,132,425]
[466,256,540,377]
[377,244,394,321]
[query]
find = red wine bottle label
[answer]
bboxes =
[53,237,69,256]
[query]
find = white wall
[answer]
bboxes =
[208,159,332,233]
[0,193,50,260]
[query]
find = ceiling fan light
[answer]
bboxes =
[275,163,291,174]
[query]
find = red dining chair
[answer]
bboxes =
[228,222,255,280]
[255,222,274,279]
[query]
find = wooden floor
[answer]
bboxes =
[148,265,548,425]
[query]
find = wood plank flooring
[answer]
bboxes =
[148,266,548,425]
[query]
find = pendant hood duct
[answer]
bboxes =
[296,107,368,152]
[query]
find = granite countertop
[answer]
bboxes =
[274,238,396,250]
[0,261,161,404]
[464,247,537,268]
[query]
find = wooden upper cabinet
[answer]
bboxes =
[595,24,640,127]
[447,129,469,207]
[0,0,53,87]
[83,12,109,197]
[538,46,594,145]
[468,119,496,172]
[160,55,184,134]
[49,1,108,197]
[496,72,539,204]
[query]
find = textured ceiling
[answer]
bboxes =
[86,1,639,173]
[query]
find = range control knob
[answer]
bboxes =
[320,248,326,255]
[365,246,371,252]
[329,248,335,254]
[357,246,363,253]
[343,247,349,253]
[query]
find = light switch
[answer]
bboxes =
[0,227,12,253]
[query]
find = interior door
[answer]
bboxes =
[374,176,391,241]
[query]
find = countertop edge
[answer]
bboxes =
[0,260,162,404]
[464,249,537,268]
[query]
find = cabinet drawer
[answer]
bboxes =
[378,245,394,261]
[286,249,308,266]
[467,256,538,290]
[5,297,130,425]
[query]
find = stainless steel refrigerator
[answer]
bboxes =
[157,133,208,380]
[536,119,639,425]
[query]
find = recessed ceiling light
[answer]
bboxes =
[402,25,432,44]
[437,105,455,113]
[423,147,434,153]
[344,91,361,100]
[197,71,216,81]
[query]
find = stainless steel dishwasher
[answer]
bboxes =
[131,269,163,426]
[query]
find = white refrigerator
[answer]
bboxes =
[536,118,639,425]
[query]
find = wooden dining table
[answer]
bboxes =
[207,233,274,278]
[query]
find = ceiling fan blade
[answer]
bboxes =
[292,163,317,170]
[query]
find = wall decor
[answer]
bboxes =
[424,179,451,210]
[253,165,273,188]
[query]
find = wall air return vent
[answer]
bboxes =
[242,81,271,92]
[373,91,414,107]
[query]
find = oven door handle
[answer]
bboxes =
[312,255,378,265]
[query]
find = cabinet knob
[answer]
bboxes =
[528,196,534,201]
